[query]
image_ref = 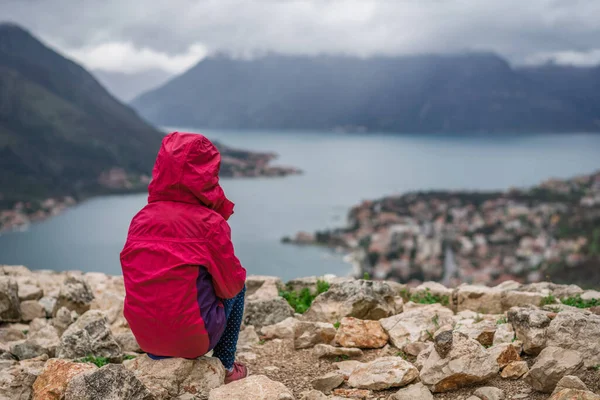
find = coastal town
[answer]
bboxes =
[0,142,300,234]
[285,171,600,288]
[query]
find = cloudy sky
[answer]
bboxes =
[2,0,599,98]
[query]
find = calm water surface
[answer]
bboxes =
[1,130,599,281]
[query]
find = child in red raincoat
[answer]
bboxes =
[120,132,248,383]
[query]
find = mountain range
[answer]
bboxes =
[131,53,600,133]
[0,23,164,208]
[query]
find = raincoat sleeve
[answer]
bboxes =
[206,219,247,299]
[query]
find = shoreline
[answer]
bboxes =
[284,170,600,289]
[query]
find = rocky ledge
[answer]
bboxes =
[0,266,599,399]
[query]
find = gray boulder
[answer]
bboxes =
[303,280,397,323]
[243,297,294,329]
[389,382,434,400]
[420,332,499,392]
[57,310,122,362]
[53,275,95,317]
[64,364,154,400]
[10,341,50,360]
[546,310,600,368]
[507,306,551,355]
[294,321,336,349]
[524,346,584,393]
[0,277,21,322]
[0,355,47,399]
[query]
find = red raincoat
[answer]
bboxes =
[120,132,246,358]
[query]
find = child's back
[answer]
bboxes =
[120,132,246,360]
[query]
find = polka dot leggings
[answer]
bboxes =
[212,285,246,371]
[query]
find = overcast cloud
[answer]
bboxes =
[2,0,600,75]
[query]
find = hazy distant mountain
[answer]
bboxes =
[0,23,163,206]
[93,68,173,102]
[132,53,600,133]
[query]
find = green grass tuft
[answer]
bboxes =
[279,279,330,314]
[333,321,341,329]
[561,295,599,309]
[123,355,137,361]
[410,288,450,306]
[540,294,557,306]
[75,355,109,368]
[496,316,508,325]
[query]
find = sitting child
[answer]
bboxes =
[120,132,248,383]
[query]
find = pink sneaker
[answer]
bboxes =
[224,362,249,384]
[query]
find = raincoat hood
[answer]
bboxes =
[148,132,234,220]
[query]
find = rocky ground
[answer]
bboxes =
[0,266,599,399]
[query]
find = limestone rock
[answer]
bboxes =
[552,375,588,395]
[347,357,418,390]
[208,375,293,400]
[488,343,521,368]
[293,322,336,350]
[507,306,551,355]
[299,389,327,400]
[0,328,25,343]
[28,318,49,335]
[10,341,50,360]
[246,276,284,301]
[0,277,21,322]
[52,307,75,336]
[492,323,515,345]
[115,331,142,353]
[455,285,503,314]
[18,284,43,302]
[311,372,344,393]
[501,291,545,311]
[581,290,600,301]
[402,342,430,357]
[125,355,224,399]
[379,303,453,347]
[411,281,453,297]
[331,388,371,399]
[244,297,295,329]
[420,332,499,392]
[332,360,363,379]
[389,382,434,400]
[455,320,497,347]
[57,310,122,362]
[473,386,505,400]
[53,275,94,317]
[546,310,600,368]
[0,356,47,399]
[334,317,388,349]
[261,317,299,340]
[28,325,61,358]
[415,343,434,371]
[32,358,97,400]
[312,344,363,359]
[39,297,57,318]
[548,389,600,400]
[238,325,260,349]
[303,280,397,323]
[20,301,45,322]
[500,361,528,379]
[524,346,584,393]
[64,364,154,400]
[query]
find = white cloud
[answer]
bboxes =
[63,41,207,74]
[525,49,600,67]
[2,0,600,72]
